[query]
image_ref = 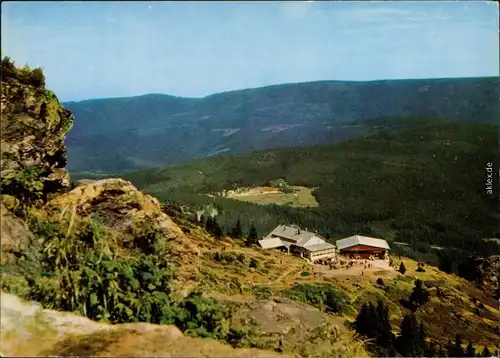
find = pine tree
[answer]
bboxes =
[205,216,214,233]
[399,262,407,275]
[246,224,258,247]
[354,302,369,336]
[465,341,476,357]
[231,218,243,238]
[410,279,430,309]
[366,302,379,339]
[396,314,425,357]
[480,347,491,357]
[376,300,395,351]
[355,301,395,355]
[451,333,465,358]
[212,218,223,239]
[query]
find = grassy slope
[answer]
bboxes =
[65,77,500,174]
[173,217,500,351]
[122,118,499,255]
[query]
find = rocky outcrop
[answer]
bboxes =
[1,59,74,201]
[465,255,500,298]
[0,291,281,357]
[44,178,200,285]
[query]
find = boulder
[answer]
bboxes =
[45,178,201,285]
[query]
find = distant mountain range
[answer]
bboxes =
[63,77,500,175]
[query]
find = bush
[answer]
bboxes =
[237,253,248,265]
[416,266,425,272]
[376,278,385,286]
[167,291,231,340]
[284,283,350,313]
[301,271,310,276]
[252,285,273,300]
[249,258,262,269]
[220,252,237,263]
[1,57,46,88]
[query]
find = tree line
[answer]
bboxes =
[355,299,495,357]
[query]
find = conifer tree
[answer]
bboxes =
[231,218,243,238]
[410,279,430,309]
[450,333,465,358]
[354,302,369,336]
[376,300,395,352]
[480,346,491,357]
[399,262,407,275]
[396,313,425,357]
[355,301,395,356]
[212,218,223,239]
[465,341,476,357]
[205,216,214,233]
[246,224,258,247]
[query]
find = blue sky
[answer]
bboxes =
[2,1,499,101]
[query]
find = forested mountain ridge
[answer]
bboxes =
[64,77,500,174]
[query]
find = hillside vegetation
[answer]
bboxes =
[64,77,500,174]
[122,118,499,271]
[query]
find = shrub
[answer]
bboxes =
[249,258,262,269]
[416,266,426,272]
[1,57,46,88]
[283,283,350,313]
[301,271,310,277]
[376,278,385,286]
[220,252,237,263]
[237,253,248,265]
[252,285,273,300]
[166,291,231,340]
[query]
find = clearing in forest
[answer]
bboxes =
[226,186,319,208]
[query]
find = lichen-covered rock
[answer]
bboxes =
[45,178,201,285]
[1,58,74,202]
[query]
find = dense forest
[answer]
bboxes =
[118,118,499,274]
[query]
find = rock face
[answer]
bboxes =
[45,178,200,284]
[1,59,74,201]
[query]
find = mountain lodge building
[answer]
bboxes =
[258,225,336,263]
[336,235,390,259]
